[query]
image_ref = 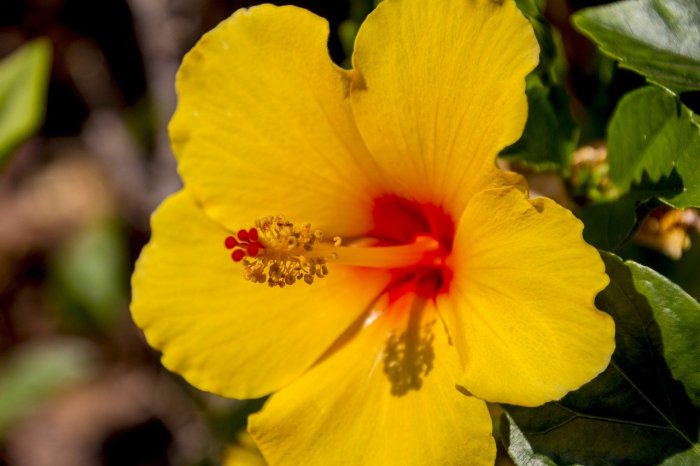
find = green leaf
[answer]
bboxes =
[579,197,638,251]
[0,39,52,165]
[573,0,700,93]
[607,86,700,208]
[502,252,700,465]
[660,447,700,465]
[579,192,674,252]
[627,261,700,405]
[0,339,96,436]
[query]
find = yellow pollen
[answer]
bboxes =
[238,216,441,288]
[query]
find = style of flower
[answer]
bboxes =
[131,0,615,464]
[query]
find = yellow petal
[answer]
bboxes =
[249,294,495,466]
[349,0,538,213]
[170,5,381,236]
[131,190,391,398]
[440,188,614,406]
[223,432,266,466]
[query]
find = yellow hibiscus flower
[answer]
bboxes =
[131,0,615,464]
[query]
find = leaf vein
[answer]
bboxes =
[611,360,700,454]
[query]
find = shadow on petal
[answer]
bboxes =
[382,297,436,397]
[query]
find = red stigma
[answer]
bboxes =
[225,236,238,249]
[248,228,259,241]
[225,228,261,262]
[247,242,260,257]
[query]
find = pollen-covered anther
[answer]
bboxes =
[226,216,334,288]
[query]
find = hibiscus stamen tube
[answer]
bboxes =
[225,216,446,287]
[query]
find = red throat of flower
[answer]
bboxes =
[224,195,454,301]
[368,195,454,302]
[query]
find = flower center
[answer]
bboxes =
[225,196,454,295]
[368,195,455,301]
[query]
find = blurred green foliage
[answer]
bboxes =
[0,39,51,166]
[50,220,128,333]
[0,340,97,437]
